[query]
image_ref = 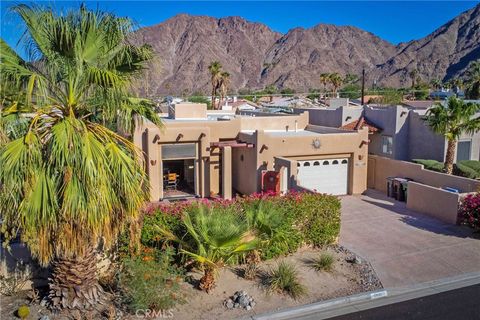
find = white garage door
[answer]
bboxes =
[296,158,349,195]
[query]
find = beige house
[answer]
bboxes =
[134,103,369,201]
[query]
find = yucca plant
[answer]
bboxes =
[157,205,257,293]
[0,4,160,311]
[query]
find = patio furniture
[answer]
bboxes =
[164,173,179,190]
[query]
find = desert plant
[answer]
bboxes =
[465,60,480,99]
[17,305,30,320]
[424,97,480,174]
[156,204,258,292]
[208,61,223,109]
[118,249,185,311]
[0,261,32,296]
[0,4,159,311]
[413,159,444,172]
[459,193,480,230]
[310,253,335,272]
[329,73,343,97]
[264,261,307,299]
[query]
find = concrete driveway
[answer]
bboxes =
[340,189,480,289]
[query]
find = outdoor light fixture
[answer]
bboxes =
[176,133,184,141]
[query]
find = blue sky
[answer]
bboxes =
[2,1,479,53]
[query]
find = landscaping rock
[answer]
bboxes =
[39,316,50,320]
[224,290,256,310]
[346,255,362,264]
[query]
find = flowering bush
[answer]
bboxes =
[459,193,480,230]
[141,191,341,259]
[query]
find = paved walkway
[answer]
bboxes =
[340,189,480,288]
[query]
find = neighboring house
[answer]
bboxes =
[134,103,369,201]
[295,101,480,163]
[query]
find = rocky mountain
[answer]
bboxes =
[132,3,480,95]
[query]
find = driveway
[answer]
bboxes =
[340,189,480,288]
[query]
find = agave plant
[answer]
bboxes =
[157,205,257,293]
[0,4,160,311]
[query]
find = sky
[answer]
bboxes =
[1,1,479,55]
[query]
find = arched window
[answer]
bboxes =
[297,162,301,167]
[304,162,311,166]
[341,159,348,164]
[313,161,320,166]
[323,161,330,165]
[332,160,339,165]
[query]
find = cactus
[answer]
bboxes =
[17,305,30,319]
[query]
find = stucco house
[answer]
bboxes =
[134,103,369,201]
[295,101,480,163]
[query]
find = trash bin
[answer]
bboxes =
[386,177,395,198]
[394,178,412,202]
[401,180,409,202]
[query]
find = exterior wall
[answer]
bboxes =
[408,112,446,162]
[169,103,207,119]
[457,131,480,161]
[368,155,480,193]
[364,105,409,160]
[294,106,363,128]
[406,182,462,224]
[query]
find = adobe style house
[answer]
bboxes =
[295,101,480,163]
[134,103,369,201]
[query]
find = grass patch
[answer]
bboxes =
[310,253,335,272]
[264,261,307,299]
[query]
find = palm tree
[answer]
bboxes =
[329,73,343,98]
[409,69,418,89]
[157,205,257,293]
[430,79,442,90]
[0,4,159,311]
[424,97,480,174]
[218,71,230,110]
[208,61,222,109]
[465,60,480,99]
[319,73,330,94]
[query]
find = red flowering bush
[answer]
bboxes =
[459,193,480,230]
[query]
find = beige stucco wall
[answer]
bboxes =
[169,103,207,119]
[406,182,461,224]
[368,155,480,193]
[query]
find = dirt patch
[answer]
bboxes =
[0,245,381,319]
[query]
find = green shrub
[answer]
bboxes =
[264,261,307,299]
[455,163,480,179]
[245,200,303,259]
[142,210,185,247]
[413,159,444,172]
[310,253,334,272]
[458,160,480,177]
[118,248,185,311]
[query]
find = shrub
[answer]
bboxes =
[309,253,335,272]
[413,159,444,172]
[118,248,185,312]
[459,193,480,230]
[264,261,307,299]
[455,162,480,179]
[457,160,480,179]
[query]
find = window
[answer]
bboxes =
[323,161,330,165]
[457,141,471,162]
[332,160,339,165]
[381,136,393,155]
[341,159,348,164]
[313,161,320,166]
[304,162,311,166]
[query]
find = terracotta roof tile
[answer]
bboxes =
[340,116,381,133]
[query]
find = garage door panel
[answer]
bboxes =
[296,158,349,195]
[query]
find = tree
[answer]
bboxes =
[208,61,222,109]
[424,97,480,174]
[319,73,330,94]
[430,79,442,90]
[217,71,230,109]
[409,69,418,89]
[329,73,343,98]
[0,4,160,311]
[465,60,480,99]
[344,73,359,85]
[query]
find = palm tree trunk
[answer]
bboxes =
[199,266,215,293]
[48,248,106,310]
[444,139,456,174]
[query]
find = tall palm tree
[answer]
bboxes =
[208,61,222,109]
[465,60,480,99]
[424,97,480,174]
[329,73,343,98]
[218,71,230,110]
[409,69,418,88]
[319,73,330,94]
[430,78,442,90]
[0,4,160,311]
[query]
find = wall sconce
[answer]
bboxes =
[360,139,370,148]
[153,134,161,144]
[345,116,352,121]
[260,144,269,153]
[176,133,184,142]
[400,111,407,117]
[150,160,157,166]
[199,132,206,139]
[358,155,364,160]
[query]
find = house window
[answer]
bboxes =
[381,136,393,155]
[457,140,471,162]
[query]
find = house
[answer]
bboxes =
[134,102,369,201]
[294,101,480,163]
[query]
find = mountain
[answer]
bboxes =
[132,4,480,95]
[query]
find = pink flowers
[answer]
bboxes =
[459,193,480,230]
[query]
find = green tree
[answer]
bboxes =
[465,60,480,99]
[319,73,330,94]
[430,78,442,90]
[424,97,480,174]
[409,69,418,88]
[218,71,231,109]
[208,61,222,109]
[329,73,343,97]
[0,4,159,311]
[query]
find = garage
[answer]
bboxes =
[296,158,349,195]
